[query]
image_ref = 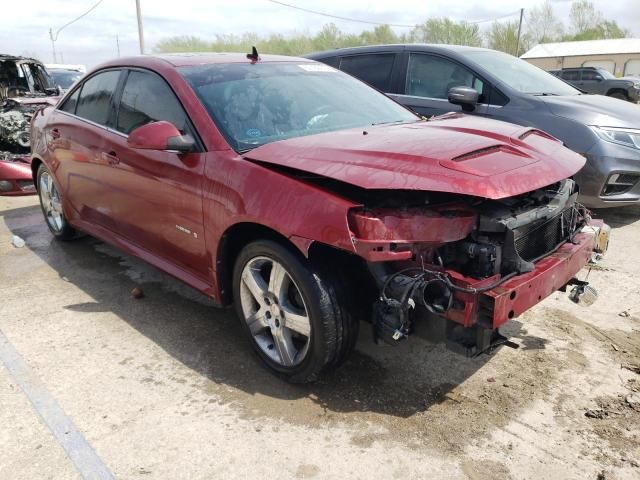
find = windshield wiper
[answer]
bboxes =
[530,92,560,96]
[370,119,410,126]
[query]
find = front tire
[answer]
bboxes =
[608,91,629,101]
[232,240,356,383]
[37,164,75,240]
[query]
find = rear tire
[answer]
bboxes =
[232,240,357,383]
[37,164,75,240]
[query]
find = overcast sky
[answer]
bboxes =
[3,0,638,67]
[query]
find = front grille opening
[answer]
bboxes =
[514,208,575,262]
[602,173,640,196]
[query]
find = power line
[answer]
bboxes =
[265,0,416,27]
[50,0,105,41]
[265,0,520,28]
[49,0,105,63]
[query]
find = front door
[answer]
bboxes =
[393,53,487,117]
[100,69,208,278]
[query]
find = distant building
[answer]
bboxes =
[521,38,640,77]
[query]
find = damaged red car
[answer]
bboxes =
[30,53,610,383]
[1,54,59,195]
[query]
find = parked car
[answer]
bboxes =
[45,64,85,93]
[307,45,640,208]
[0,54,58,195]
[30,53,609,382]
[548,67,640,102]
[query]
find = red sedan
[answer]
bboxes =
[30,53,610,382]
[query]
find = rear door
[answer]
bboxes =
[392,52,488,117]
[559,70,581,89]
[48,69,123,224]
[99,69,208,277]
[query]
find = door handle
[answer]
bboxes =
[50,128,60,140]
[102,151,120,165]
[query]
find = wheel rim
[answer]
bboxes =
[239,256,311,367]
[39,171,64,233]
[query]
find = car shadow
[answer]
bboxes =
[4,203,540,419]
[592,205,640,229]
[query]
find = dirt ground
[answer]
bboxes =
[1,195,639,480]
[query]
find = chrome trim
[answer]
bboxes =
[56,110,129,139]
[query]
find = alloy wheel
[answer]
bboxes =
[239,256,312,367]
[39,171,64,233]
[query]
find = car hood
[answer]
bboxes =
[541,94,640,128]
[3,96,58,107]
[244,114,585,200]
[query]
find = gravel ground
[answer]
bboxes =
[1,195,639,480]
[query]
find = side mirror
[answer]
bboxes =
[448,86,479,112]
[127,121,195,153]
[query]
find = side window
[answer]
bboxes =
[59,88,80,114]
[582,70,602,81]
[116,70,188,135]
[561,70,580,81]
[405,53,484,101]
[75,70,120,126]
[339,54,395,91]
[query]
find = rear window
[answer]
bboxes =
[561,70,580,81]
[339,54,395,91]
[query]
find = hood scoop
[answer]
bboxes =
[440,144,538,177]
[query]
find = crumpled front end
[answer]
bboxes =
[351,179,610,355]
[0,156,35,196]
[0,98,42,196]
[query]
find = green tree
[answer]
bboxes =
[571,20,630,40]
[359,25,398,45]
[154,35,210,53]
[487,20,530,56]
[411,18,482,46]
[525,1,564,44]
[563,1,629,40]
[569,0,603,34]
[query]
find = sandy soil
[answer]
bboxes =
[0,195,639,479]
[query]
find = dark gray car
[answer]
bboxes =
[549,67,640,102]
[307,45,640,208]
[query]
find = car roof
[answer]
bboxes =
[560,66,599,70]
[0,54,43,64]
[97,52,313,70]
[306,43,491,58]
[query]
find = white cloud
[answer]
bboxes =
[3,0,638,67]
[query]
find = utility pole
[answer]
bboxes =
[515,8,524,57]
[136,0,145,54]
[49,28,57,63]
[116,35,121,57]
[49,0,104,64]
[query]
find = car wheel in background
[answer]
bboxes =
[37,164,76,240]
[608,92,629,101]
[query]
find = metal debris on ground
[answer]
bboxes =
[11,234,24,248]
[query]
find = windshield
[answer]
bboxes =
[598,69,615,79]
[180,62,418,151]
[460,50,581,96]
[49,69,83,89]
